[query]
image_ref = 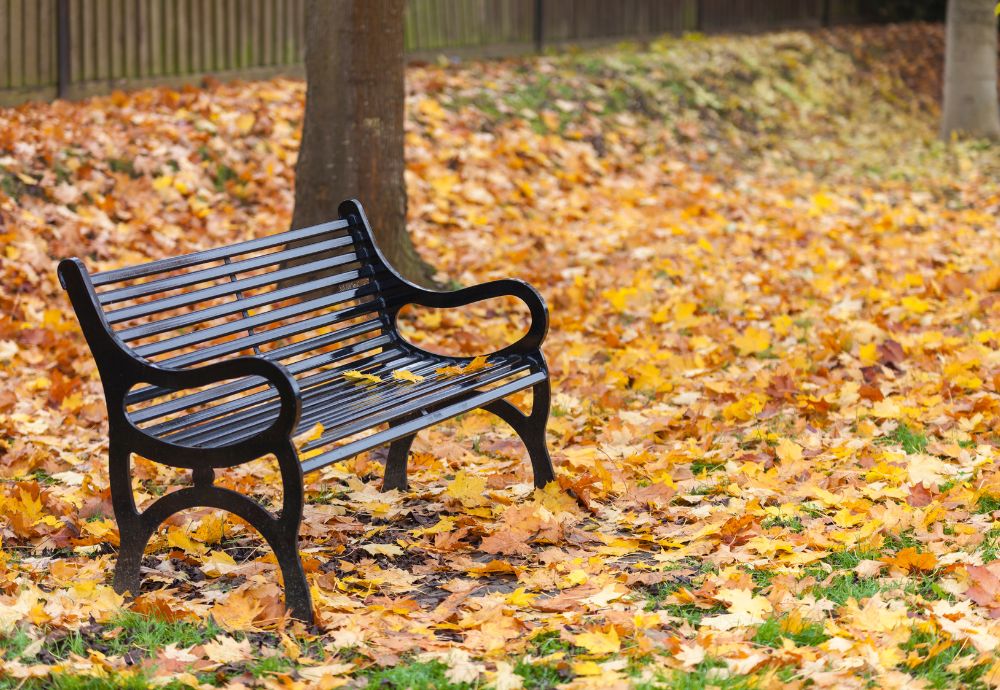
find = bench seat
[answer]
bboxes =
[139,347,543,471]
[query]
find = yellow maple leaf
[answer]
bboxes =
[701,588,774,630]
[152,175,173,191]
[772,314,793,336]
[304,422,324,442]
[811,191,835,212]
[81,518,115,539]
[574,626,621,655]
[201,550,239,578]
[211,588,266,632]
[166,529,208,557]
[361,543,404,557]
[775,438,803,463]
[235,113,256,134]
[871,399,902,419]
[393,369,425,383]
[723,393,767,422]
[463,355,489,372]
[571,661,605,676]
[733,327,771,356]
[604,286,638,313]
[437,355,489,377]
[901,296,930,314]
[445,471,488,508]
[344,370,382,384]
[506,588,537,606]
[859,342,878,366]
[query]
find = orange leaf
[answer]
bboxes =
[881,547,936,573]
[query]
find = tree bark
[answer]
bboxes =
[941,0,1000,140]
[291,0,437,285]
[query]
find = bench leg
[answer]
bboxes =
[483,378,556,489]
[107,441,314,625]
[108,441,146,598]
[383,433,415,491]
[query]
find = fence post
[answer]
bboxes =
[533,0,544,53]
[57,0,71,99]
[821,0,831,26]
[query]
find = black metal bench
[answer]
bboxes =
[58,199,556,624]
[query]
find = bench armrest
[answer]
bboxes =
[130,356,303,441]
[395,278,549,356]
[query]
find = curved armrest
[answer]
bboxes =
[132,356,303,440]
[395,279,549,356]
[337,200,548,357]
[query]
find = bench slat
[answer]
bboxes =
[132,282,383,358]
[91,219,350,286]
[97,236,356,305]
[126,322,395,411]
[302,362,534,451]
[300,371,547,475]
[138,348,413,439]
[190,357,533,450]
[153,293,398,370]
[163,353,430,446]
[144,351,420,439]
[128,323,393,422]
[105,259,373,326]
[167,353,441,445]
[117,267,369,342]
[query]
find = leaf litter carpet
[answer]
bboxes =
[0,22,999,690]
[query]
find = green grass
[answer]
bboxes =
[882,530,921,552]
[634,659,758,689]
[981,527,1000,562]
[515,658,567,689]
[817,547,882,572]
[976,494,1000,514]
[897,629,991,689]
[643,579,693,611]
[809,573,883,605]
[3,612,221,667]
[659,603,727,627]
[1,628,35,660]
[761,515,804,532]
[0,673,152,690]
[904,575,954,602]
[112,611,220,655]
[213,163,238,191]
[752,616,830,648]
[690,458,726,475]
[107,158,138,178]
[877,423,929,454]
[361,659,476,690]
[246,655,295,678]
[528,630,581,656]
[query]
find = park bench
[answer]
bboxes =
[58,199,556,624]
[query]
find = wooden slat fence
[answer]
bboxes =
[1,0,872,106]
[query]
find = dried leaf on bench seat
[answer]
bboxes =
[343,370,383,385]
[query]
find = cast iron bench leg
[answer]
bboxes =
[109,440,314,625]
[380,377,556,492]
[483,378,556,489]
[383,434,416,491]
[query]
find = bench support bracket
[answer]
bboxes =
[108,441,314,625]
[381,378,555,491]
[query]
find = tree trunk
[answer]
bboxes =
[941,0,1000,140]
[291,0,437,286]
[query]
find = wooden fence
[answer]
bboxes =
[0,0,870,107]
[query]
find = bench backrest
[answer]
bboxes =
[59,200,410,392]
